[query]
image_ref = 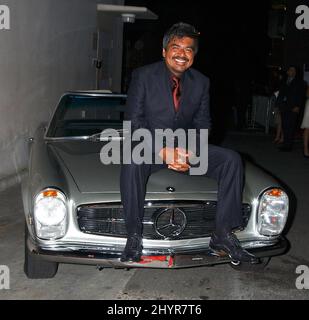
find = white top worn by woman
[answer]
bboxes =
[301,99,309,129]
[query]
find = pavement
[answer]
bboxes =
[0,131,309,300]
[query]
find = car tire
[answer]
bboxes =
[229,257,271,272]
[24,223,59,279]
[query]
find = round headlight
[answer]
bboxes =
[34,189,67,239]
[35,197,66,225]
[257,188,289,236]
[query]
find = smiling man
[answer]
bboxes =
[120,22,258,264]
[162,35,195,77]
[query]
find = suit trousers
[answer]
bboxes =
[120,144,244,236]
[281,110,299,148]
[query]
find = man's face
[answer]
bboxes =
[163,36,196,77]
[287,67,296,78]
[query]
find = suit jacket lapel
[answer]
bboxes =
[154,62,176,115]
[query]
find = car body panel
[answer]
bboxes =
[22,92,289,273]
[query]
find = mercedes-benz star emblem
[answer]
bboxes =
[154,207,187,239]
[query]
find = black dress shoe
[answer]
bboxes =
[209,232,259,264]
[120,233,143,262]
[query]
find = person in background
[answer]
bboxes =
[273,90,284,144]
[301,86,309,158]
[270,69,284,144]
[276,66,306,151]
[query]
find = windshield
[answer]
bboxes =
[46,94,126,138]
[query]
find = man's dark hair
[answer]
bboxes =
[163,22,200,54]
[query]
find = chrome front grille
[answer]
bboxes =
[77,201,251,240]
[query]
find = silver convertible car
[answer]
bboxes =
[22,91,289,278]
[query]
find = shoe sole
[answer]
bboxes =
[209,248,229,257]
[210,242,258,264]
[209,247,241,264]
[120,257,142,263]
[120,253,142,263]
[209,243,231,256]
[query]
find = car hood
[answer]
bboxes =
[50,141,218,194]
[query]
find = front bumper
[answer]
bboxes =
[27,236,289,269]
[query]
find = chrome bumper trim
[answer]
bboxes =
[27,236,288,269]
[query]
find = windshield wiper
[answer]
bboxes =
[45,129,129,142]
[88,129,129,141]
[45,136,90,142]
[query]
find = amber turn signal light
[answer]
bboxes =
[43,190,58,198]
[266,189,283,197]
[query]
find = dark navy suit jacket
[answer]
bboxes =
[276,78,306,112]
[125,61,211,154]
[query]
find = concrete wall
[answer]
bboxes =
[0,0,123,189]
